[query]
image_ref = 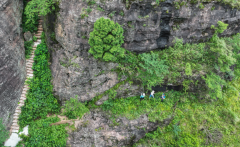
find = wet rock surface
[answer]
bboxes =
[67,109,173,147]
[0,0,25,126]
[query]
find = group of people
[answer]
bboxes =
[140,90,166,102]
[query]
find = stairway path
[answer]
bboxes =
[5,18,43,146]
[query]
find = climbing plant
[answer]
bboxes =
[88,17,125,62]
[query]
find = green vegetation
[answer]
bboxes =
[109,11,116,18]
[199,3,205,9]
[24,40,34,59]
[120,11,124,16]
[19,33,60,128]
[22,0,58,33]
[97,5,104,11]
[61,96,89,119]
[86,18,240,146]
[88,17,125,62]
[0,118,9,146]
[134,78,240,146]
[18,117,68,147]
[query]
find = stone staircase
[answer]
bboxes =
[10,18,43,134]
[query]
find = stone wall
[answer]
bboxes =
[0,0,25,127]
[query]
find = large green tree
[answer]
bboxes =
[88,17,125,61]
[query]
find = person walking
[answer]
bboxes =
[149,90,155,99]
[161,93,166,102]
[140,93,145,101]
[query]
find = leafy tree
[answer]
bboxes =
[88,17,125,61]
[137,51,169,89]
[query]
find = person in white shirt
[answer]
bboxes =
[149,90,155,98]
[140,93,145,101]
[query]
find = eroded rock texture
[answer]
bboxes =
[67,109,172,147]
[43,0,240,103]
[0,0,25,126]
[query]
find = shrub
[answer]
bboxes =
[0,118,9,146]
[20,117,68,147]
[88,17,125,62]
[62,96,89,119]
[137,51,169,89]
[24,40,34,59]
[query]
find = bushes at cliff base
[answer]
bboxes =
[88,17,125,62]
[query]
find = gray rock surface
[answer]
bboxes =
[43,0,240,104]
[0,0,25,126]
[23,31,32,41]
[67,109,173,147]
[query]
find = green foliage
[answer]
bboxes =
[134,78,240,146]
[137,51,169,89]
[0,118,9,146]
[88,17,125,62]
[202,73,226,99]
[185,63,192,76]
[109,11,116,18]
[199,3,204,9]
[210,22,236,72]
[22,11,39,33]
[97,5,104,11]
[20,117,68,147]
[62,96,89,119]
[23,0,57,32]
[19,33,60,128]
[120,11,124,16]
[143,24,146,27]
[24,40,34,59]
[33,36,37,41]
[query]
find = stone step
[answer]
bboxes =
[20,97,26,101]
[27,70,33,74]
[13,113,19,117]
[19,99,25,103]
[36,36,41,39]
[15,109,21,114]
[27,74,34,77]
[38,28,43,31]
[12,119,18,123]
[13,115,18,120]
[12,129,19,133]
[26,62,33,66]
[16,106,21,110]
[12,126,19,130]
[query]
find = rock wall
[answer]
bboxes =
[67,109,172,147]
[44,0,240,103]
[0,0,25,126]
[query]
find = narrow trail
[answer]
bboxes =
[10,18,43,134]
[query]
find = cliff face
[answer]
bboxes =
[44,0,240,103]
[0,0,25,126]
[67,109,172,147]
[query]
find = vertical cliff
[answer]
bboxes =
[0,0,25,127]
